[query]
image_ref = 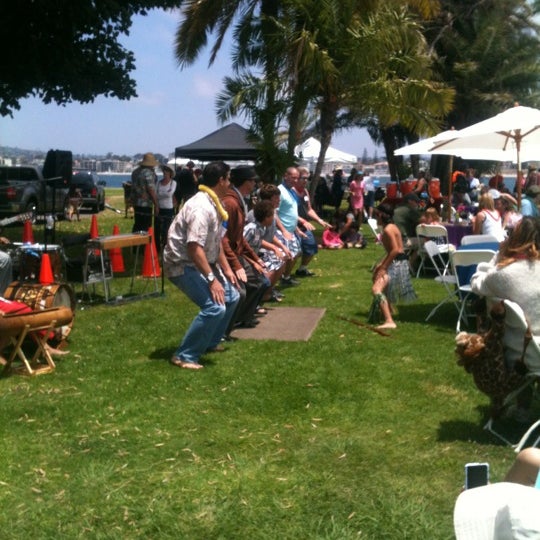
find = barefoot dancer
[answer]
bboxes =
[368,203,416,329]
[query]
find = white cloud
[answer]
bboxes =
[193,75,218,99]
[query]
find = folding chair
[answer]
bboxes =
[423,241,459,322]
[460,234,499,246]
[482,299,540,449]
[415,224,454,277]
[451,249,497,332]
[367,218,381,245]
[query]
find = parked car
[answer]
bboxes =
[0,165,69,220]
[71,169,106,212]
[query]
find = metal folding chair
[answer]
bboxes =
[451,249,497,332]
[416,224,453,277]
[423,241,459,322]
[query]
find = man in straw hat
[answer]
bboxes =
[131,152,159,233]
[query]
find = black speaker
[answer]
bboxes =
[43,149,73,188]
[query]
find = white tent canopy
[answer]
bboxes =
[295,137,358,165]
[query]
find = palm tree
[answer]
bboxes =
[420,0,540,184]
[284,3,453,193]
[174,0,452,185]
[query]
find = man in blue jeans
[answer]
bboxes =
[163,161,240,370]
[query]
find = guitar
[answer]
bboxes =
[0,211,34,228]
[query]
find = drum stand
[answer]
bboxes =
[5,320,58,376]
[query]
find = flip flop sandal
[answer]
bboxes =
[170,356,203,370]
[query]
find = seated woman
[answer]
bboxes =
[471,216,540,344]
[471,217,540,418]
[454,447,540,539]
[369,203,417,329]
[498,192,522,232]
[473,191,506,242]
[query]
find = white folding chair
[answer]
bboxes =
[460,234,499,246]
[416,223,454,277]
[423,241,459,322]
[367,218,381,244]
[482,299,540,449]
[451,249,497,332]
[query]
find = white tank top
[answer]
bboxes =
[482,209,505,241]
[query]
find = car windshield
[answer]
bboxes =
[72,171,95,185]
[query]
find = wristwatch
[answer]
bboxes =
[206,272,216,283]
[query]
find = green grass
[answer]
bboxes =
[0,189,522,538]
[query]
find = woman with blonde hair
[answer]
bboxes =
[473,191,505,241]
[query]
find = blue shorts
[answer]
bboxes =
[297,229,318,256]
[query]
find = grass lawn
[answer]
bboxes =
[0,189,524,539]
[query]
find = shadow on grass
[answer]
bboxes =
[437,419,506,447]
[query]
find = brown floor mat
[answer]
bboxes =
[231,306,326,341]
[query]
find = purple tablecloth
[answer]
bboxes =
[444,223,473,247]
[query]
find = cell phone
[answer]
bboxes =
[464,462,489,489]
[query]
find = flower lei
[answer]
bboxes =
[199,184,229,221]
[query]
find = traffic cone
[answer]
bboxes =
[89,214,99,239]
[89,214,100,255]
[142,227,161,278]
[109,224,125,273]
[23,220,34,243]
[39,253,54,285]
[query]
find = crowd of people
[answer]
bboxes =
[151,160,345,369]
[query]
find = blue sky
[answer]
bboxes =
[1,9,380,159]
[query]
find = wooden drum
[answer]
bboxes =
[4,282,75,344]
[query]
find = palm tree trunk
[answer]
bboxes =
[309,95,338,198]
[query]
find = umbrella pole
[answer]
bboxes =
[447,155,453,221]
[516,141,522,211]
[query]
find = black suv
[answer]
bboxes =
[71,169,106,212]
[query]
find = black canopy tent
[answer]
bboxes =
[174,123,259,161]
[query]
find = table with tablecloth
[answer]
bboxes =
[443,223,473,247]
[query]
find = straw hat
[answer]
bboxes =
[139,152,159,168]
[161,164,174,175]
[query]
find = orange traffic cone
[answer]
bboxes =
[109,224,125,273]
[39,253,54,285]
[23,220,34,243]
[89,214,99,239]
[89,214,100,255]
[142,227,161,278]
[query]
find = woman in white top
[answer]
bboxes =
[472,191,505,242]
[154,165,177,252]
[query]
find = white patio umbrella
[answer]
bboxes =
[429,105,540,208]
[394,129,459,156]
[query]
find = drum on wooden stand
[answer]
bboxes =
[18,244,64,282]
[3,282,75,346]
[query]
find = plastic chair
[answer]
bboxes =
[451,249,497,332]
[423,241,459,322]
[460,234,499,246]
[416,223,454,277]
